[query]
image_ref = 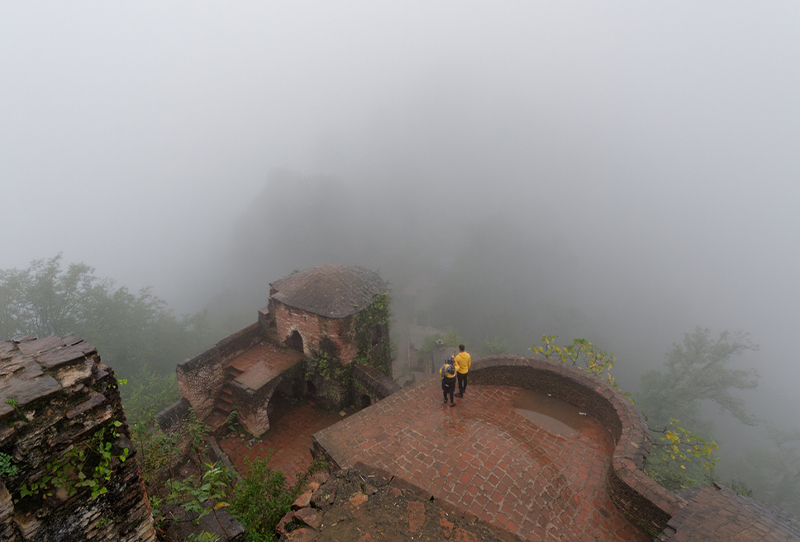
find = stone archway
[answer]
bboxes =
[286,330,304,353]
[267,389,293,428]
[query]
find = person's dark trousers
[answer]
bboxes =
[442,380,455,404]
[457,372,468,395]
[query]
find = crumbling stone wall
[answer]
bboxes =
[177,322,262,419]
[0,335,155,542]
[353,364,400,401]
[233,362,305,437]
[269,300,358,364]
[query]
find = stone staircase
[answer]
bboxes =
[206,364,244,430]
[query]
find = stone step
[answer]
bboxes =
[204,410,228,432]
[225,367,244,382]
[214,400,232,413]
[217,394,233,405]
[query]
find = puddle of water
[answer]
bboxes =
[512,389,587,437]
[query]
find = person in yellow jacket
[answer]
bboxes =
[453,344,471,398]
[440,356,457,407]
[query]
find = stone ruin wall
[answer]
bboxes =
[176,322,263,420]
[0,335,155,542]
[177,300,393,430]
[231,361,306,438]
[269,301,358,365]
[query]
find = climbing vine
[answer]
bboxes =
[306,338,351,383]
[353,292,392,373]
[17,421,129,502]
[0,452,18,477]
[352,380,377,409]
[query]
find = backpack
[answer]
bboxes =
[441,362,456,380]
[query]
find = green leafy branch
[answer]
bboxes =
[18,421,129,501]
[645,418,720,488]
[530,335,618,388]
[165,462,232,539]
[131,417,181,489]
[650,418,719,471]
[0,452,19,477]
[186,408,210,455]
[353,292,392,372]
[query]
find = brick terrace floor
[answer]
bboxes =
[314,381,649,542]
[218,402,348,483]
[226,343,305,392]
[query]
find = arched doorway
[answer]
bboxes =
[267,389,292,427]
[287,330,304,353]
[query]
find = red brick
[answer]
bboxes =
[313,383,649,542]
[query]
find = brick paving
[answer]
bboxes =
[218,402,347,483]
[657,485,800,541]
[225,343,305,393]
[314,381,649,541]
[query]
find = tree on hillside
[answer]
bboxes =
[633,327,760,489]
[0,255,220,423]
[637,327,760,432]
[0,255,211,376]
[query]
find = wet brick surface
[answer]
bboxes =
[315,382,649,541]
[219,402,347,483]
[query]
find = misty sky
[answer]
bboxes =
[2,3,800,429]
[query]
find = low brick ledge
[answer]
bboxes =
[353,364,401,400]
[469,354,684,537]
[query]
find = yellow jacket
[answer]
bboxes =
[454,352,471,374]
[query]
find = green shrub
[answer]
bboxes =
[228,455,300,542]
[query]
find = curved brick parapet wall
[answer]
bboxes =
[470,355,684,536]
[0,335,155,542]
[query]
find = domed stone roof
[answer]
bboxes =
[269,265,386,319]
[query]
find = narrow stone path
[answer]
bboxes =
[315,381,648,541]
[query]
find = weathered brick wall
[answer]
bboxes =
[353,364,401,400]
[154,397,190,432]
[216,322,263,363]
[269,301,358,364]
[177,322,263,419]
[233,361,305,437]
[176,346,224,420]
[0,335,155,542]
[470,355,684,536]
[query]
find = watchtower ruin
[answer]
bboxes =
[176,265,395,437]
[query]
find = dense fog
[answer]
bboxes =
[2,2,799,512]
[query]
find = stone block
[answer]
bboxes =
[293,507,323,530]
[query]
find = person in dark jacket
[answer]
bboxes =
[440,356,457,407]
